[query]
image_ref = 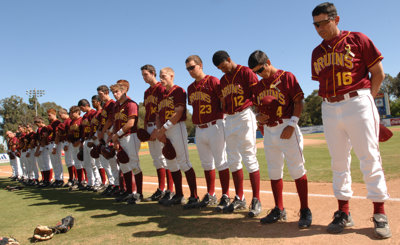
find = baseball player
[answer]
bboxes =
[24,124,38,185]
[186,55,230,209]
[34,117,54,187]
[47,108,63,187]
[141,64,174,201]
[97,85,121,196]
[67,106,86,189]
[57,108,77,187]
[155,67,199,208]
[110,80,142,204]
[78,99,102,191]
[90,95,109,192]
[6,131,22,180]
[212,50,261,217]
[248,50,312,228]
[17,125,28,183]
[311,2,390,238]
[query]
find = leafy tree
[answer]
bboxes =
[0,143,5,153]
[390,98,400,117]
[380,73,400,99]
[0,95,62,137]
[299,90,322,126]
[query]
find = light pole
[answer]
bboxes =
[26,89,45,116]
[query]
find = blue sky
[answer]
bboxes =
[1,0,399,112]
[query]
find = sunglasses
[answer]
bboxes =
[313,17,333,28]
[254,65,265,74]
[186,65,196,71]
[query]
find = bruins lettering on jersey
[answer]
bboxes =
[221,84,244,98]
[313,51,354,75]
[189,91,211,104]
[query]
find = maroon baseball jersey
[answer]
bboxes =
[48,119,61,142]
[17,133,26,152]
[68,117,82,143]
[57,118,71,142]
[101,99,116,127]
[10,136,19,152]
[90,109,102,136]
[217,65,258,114]
[157,85,187,125]
[37,126,50,146]
[113,97,138,135]
[253,70,304,120]
[144,82,165,124]
[81,109,97,139]
[311,31,383,98]
[188,75,224,124]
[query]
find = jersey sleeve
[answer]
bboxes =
[174,87,187,107]
[286,72,304,100]
[126,101,138,118]
[357,32,383,68]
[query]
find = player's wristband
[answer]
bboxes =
[163,120,173,130]
[288,116,299,127]
[116,128,124,137]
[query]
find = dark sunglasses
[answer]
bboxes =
[313,17,333,28]
[254,66,265,74]
[186,65,196,71]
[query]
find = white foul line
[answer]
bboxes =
[1,170,398,202]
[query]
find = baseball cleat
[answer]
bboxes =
[126,193,142,205]
[260,207,287,224]
[158,190,174,205]
[215,194,230,212]
[298,208,312,229]
[106,186,121,197]
[372,213,391,239]
[183,196,200,209]
[223,195,246,213]
[248,197,262,217]
[163,194,185,206]
[101,185,113,195]
[197,193,218,208]
[326,210,354,234]
[115,191,130,202]
[145,188,164,202]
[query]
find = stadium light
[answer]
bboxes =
[26,89,45,116]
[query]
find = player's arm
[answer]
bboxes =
[280,96,303,139]
[368,61,385,98]
[156,105,184,142]
[111,116,136,149]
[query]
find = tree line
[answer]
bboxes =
[1,72,399,152]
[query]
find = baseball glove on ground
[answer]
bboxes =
[77,147,84,161]
[33,225,54,241]
[137,128,151,142]
[0,237,20,245]
[52,216,75,234]
[379,124,393,142]
[117,147,129,164]
[162,138,176,160]
[101,145,116,159]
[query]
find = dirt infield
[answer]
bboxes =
[1,164,398,244]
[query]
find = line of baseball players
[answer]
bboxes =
[4,2,391,239]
